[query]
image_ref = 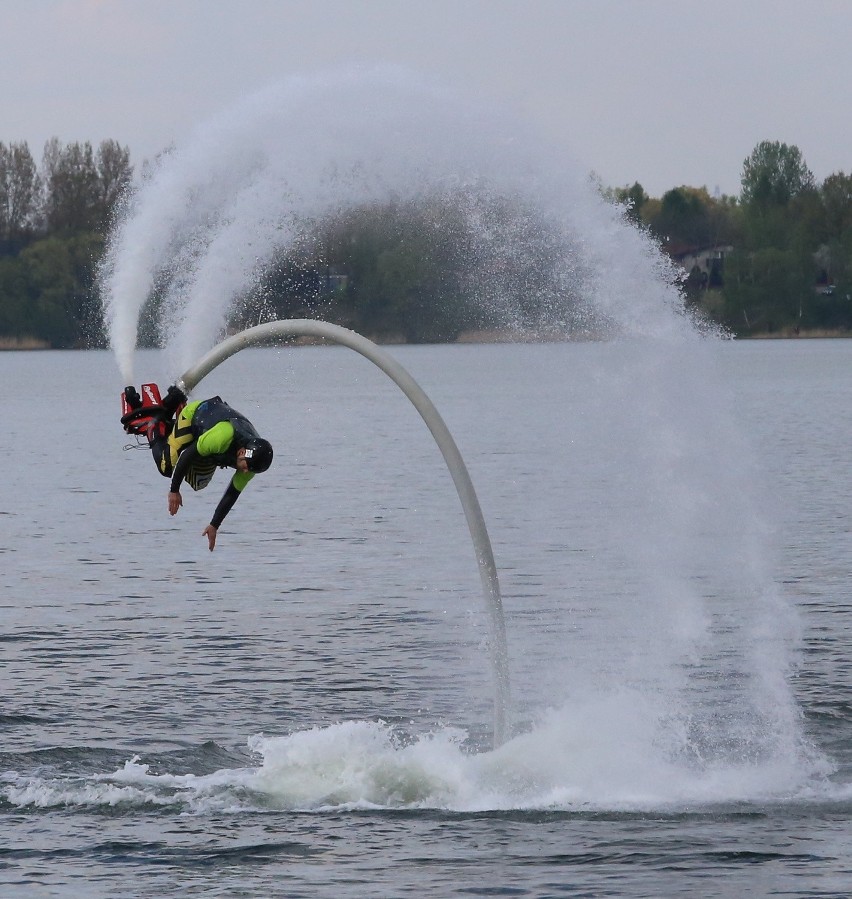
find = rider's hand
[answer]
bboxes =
[203,524,218,551]
[168,491,183,516]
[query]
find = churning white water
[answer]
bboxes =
[97,69,828,804]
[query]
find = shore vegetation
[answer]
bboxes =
[1,138,850,347]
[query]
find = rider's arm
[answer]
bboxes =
[170,444,198,493]
[209,471,254,528]
[210,481,240,528]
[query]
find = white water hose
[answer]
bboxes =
[178,319,510,747]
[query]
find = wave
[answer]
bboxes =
[2,712,845,816]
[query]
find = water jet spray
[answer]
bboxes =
[100,69,809,777]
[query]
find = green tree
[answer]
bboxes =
[236,189,582,344]
[814,171,852,300]
[42,139,100,233]
[820,171,852,239]
[0,138,131,345]
[611,182,648,225]
[41,139,131,233]
[651,187,711,246]
[294,199,480,342]
[740,140,815,208]
[718,141,823,333]
[722,246,812,333]
[13,233,105,347]
[96,139,133,226]
[326,202,474,342]
[0,141,41,246]
[0,254,28,336]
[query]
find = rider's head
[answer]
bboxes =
[242,437,274,473]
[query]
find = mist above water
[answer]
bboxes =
[99,68,698,384]
[97,69,827,802]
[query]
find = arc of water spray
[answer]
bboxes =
[177,319,510,747]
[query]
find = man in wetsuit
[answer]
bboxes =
[122,388,273,551]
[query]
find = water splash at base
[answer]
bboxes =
[98,68,820,789]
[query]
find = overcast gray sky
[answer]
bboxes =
[3,0,849,197]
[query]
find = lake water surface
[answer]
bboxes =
[1,339,851,897]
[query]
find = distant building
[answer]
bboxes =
[667,243,733,288]
[323,268,349,293]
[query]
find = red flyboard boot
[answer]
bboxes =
[121,384,166,436]
[121,385,142,419]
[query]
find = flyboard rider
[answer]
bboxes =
[121,384,274,551]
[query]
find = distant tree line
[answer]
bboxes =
[608,141,852,335]
[2,136,851,347]
[0,139,131,346]
[229,191,588,343]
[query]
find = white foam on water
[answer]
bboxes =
[0,717,841,815]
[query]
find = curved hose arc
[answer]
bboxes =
[178,319,510,747]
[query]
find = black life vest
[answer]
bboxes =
[190,397,261,468]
